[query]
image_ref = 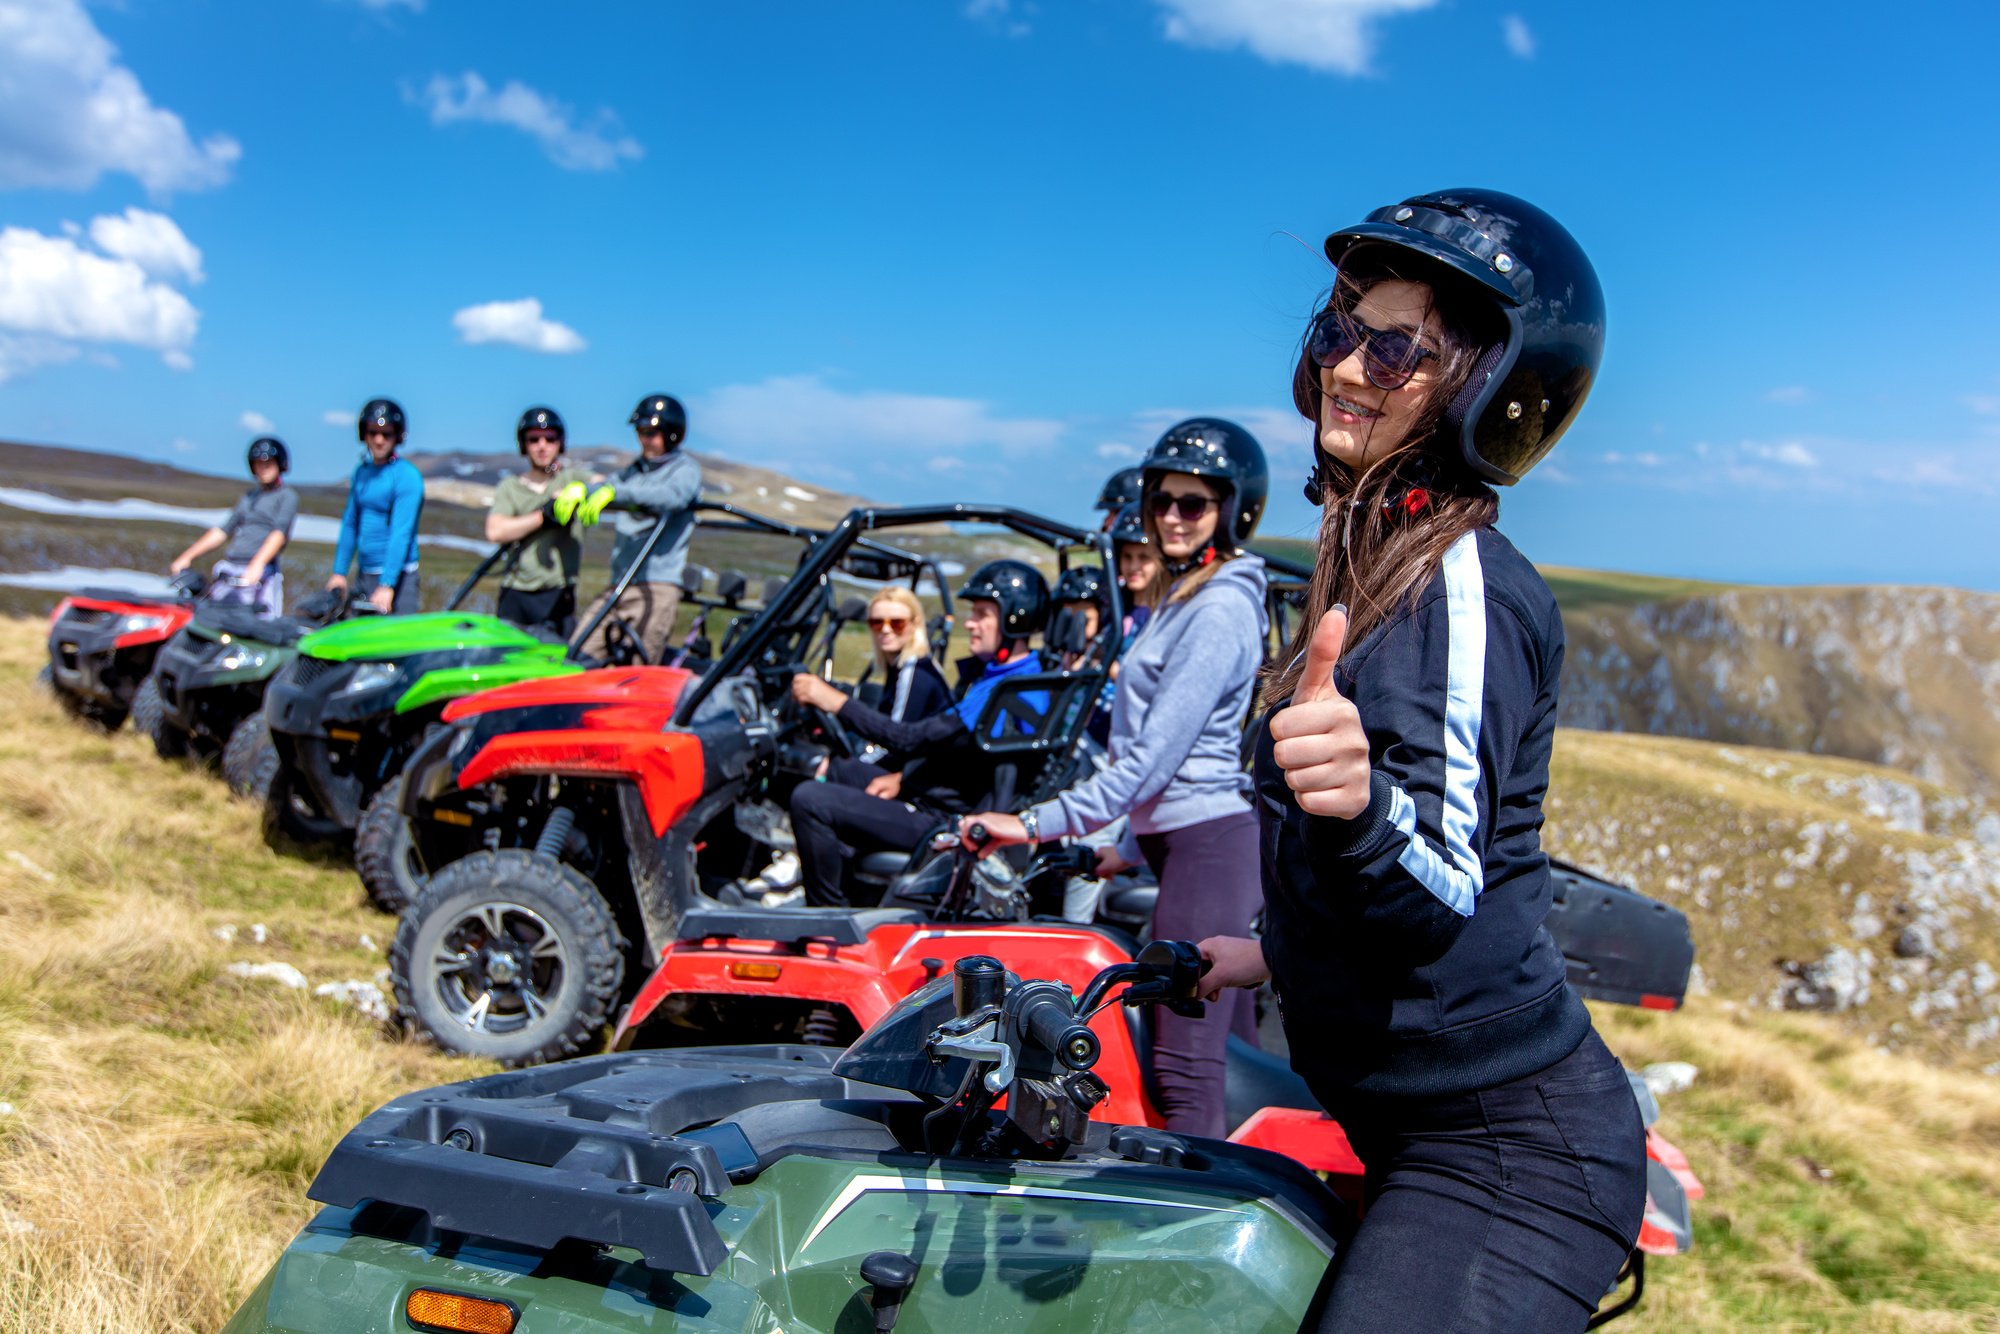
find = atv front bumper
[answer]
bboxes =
[151,628,287,739]
[266,659,423,829]
[45,614,161,708]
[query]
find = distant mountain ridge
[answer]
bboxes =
[1561,585,2000,797]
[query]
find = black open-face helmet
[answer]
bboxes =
[1108,501,1148,549]
[957,559,1049,639]
[358,398,406,444]
[1139,418,1268,550]
[1314,188,1604,486]
[246,437,289,474]
[629,393,687,448]
[516,405,565,453]
[1053,564,1109,614]
[1095,467,1143,515]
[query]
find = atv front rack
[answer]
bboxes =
[308,1048,860,1273]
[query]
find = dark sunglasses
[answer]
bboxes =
[868,616,910,632]
[1308,307,1439,391]
[524,431,562,444]
[1146,491,1217,521]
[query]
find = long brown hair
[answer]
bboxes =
[1138,474,1245,608]
[1261,250,1503,707]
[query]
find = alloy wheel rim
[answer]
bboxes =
[430,900,569,1035]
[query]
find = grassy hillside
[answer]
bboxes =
[2,615,1999,1329]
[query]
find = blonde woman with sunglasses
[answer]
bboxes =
[863,587,950,723]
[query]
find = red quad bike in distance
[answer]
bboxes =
[41,571,202,730]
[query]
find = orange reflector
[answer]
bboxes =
[328,727,362,743]
[729,961,783,981]
[406,1289,517,1334]
[1639,994,1679,1011]
[433,808,474,826]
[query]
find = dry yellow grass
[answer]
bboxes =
[1,614,1998,1330]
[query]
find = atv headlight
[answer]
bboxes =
[343,662,403,695]
[219,647,269,672]
[118,614,167,635]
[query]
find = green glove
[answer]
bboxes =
[577,484,617,526]
[544,480,588,526]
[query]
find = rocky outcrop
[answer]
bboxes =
[1561,586,2000,796]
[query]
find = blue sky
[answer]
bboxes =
[2,0,1997,589]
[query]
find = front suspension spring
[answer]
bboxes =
[535,805,577,860]
[801,1005,842,1046]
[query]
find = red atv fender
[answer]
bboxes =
[50,593,196,649]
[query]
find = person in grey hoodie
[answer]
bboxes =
[963,418,1270,1136]
[579,393,703,663]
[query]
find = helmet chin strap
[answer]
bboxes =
[1163,542,1218,578]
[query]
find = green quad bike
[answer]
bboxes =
[139,588,371,785]
[223,942,1358,1333]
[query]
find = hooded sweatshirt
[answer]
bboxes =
[1030,554,1267,841]
[609,449,702,586]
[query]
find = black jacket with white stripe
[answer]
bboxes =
[1256,526,1591,1101]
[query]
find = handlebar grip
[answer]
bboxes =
[1020,997,1099,1071]
[965,821,991,850]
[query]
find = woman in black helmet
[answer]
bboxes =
[1197,191,1645,1331]
[966,419,1272,1138]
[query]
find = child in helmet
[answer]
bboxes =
[328,398,425,614]
[170,437,298,616]
[1197,191,1645,1331]
[486,405,595,637]
[787,561,1049,908]
[964,419,1272,1138]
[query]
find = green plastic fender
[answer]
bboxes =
[298,612,547,662]
[392,645,578,715]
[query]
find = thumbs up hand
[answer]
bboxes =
[1269,605,1372,819]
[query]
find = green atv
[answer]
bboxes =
[259,505,682,912]
[222,942,1347,1333]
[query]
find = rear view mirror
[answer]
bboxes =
[841,551,919,582]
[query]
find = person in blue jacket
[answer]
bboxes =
[963,420,1270,1137]
[327,398,424,614]
[1196,190,1646,1332]
[787,561,1049,908]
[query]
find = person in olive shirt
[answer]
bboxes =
[170,437,298,616]
[485,406,593,637]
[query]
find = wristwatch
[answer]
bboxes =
[1019,807,1040,846]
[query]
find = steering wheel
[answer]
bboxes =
[600,615,646,666]
[806,695,858,760]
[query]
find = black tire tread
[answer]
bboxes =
[390,850,624,1068]
[135,675,188,759]
[354,774,424,914]
[222,711,279,801]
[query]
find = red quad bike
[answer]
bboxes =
[389,503,1045,1062]
[41,571,203,730]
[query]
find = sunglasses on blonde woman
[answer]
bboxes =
[868,616,910,632]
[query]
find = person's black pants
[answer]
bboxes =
[497,584,576,638]
[1137,808,1263,1137]
[790,759,935,907]
[355,569,420,614]
[1307,1029,1647,1332]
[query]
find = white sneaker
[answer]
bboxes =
[760,886,806,909]
[760,851,801,889]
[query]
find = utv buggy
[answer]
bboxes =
[390,504,1118,1067]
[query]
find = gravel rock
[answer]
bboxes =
[1640,1062,1700,1098]
[225,961,308,990]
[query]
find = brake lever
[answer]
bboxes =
[928,1019,1017,1094]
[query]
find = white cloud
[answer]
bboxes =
[1096,441,1141,462]
[171,436,198,454]
[1152,0,1438,76]
[413,72,642,172]
[1500,14,1534,58]
[451,297,586,354]
[0,0,240,193]
[85,208,204,285]
[241,410,275,433]
[964,0,1033,35]
[323,409,353,426]
[1746,440,1818,469]
[697,374,1066,459]
[1764,385,1813,405]
[0,216,200,379]
[1960,393,2000,416]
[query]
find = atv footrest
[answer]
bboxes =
[308,1048,853,1273]
[679,906,924,948]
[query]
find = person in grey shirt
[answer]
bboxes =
[170,437,299,616]
[579,393,702,663]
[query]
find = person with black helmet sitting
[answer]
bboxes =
[1048,565,1112,672]
[578,393,701,663]
[786,560,1049,909]
[962,420,1271,1138]
[169,437,298,615]
[328,398,425,614]
[1194,191,1645,1332]
[485,406,599,637]
[1093,465,1143,533]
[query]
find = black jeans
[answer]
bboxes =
[354,569,420,614]
[790,759,937,907]
[1137,808,1263,1137]
[1308,1029,1646,1332]
[497,584,576,638]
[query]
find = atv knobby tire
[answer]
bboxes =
[40,664,125,731]
[355,774,426,914]
[263,766,344,849]
[392,850,624,1068]
[135,675,188,759]
[222,710,279,802]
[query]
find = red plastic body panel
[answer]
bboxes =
[52,595,193,649]
[1646,1124,1704,1200]
[441,664,693,724]
[457,729,703,836]
[618,923,1159,1125]
[1226,1107,1365,1183]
